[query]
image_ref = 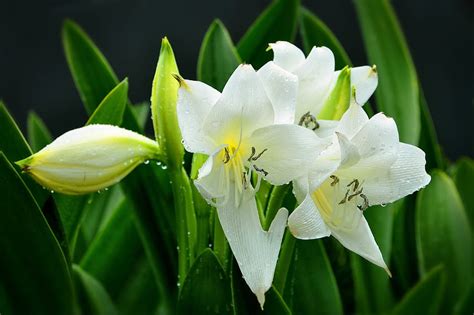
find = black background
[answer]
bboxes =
[0,0,472,160]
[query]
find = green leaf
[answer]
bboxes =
[27,112,52,152]
[0,102,49,206]
[353,0,420,144]
[416,170,472,312]
[299,7,350,69]
[284,239,343,315]
[73,265,118,315]
[237,0,299,68]
[86,78,128,126]
[351,202,400,314]
[198,19,241,91]
[131,102,150,130]
[391,265,445,315]
[177,249,233,315]
[418,92,444,170]
[452,157,474,230]
[0,152,74,315]
[62,19,119,115]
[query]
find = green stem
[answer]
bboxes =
[264,184,290,230]
[169,167,197,287]
[273,230,296,293]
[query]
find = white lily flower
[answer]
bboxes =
[288,104,431,272]
[266,41,378,122]
[16,124,160,194]
[176,64,328,307]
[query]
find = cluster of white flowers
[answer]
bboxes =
[176,41,430,307]
[17,41,430,309]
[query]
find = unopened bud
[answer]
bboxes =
[16,124,161,194]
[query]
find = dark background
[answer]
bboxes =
[0,0,472,160]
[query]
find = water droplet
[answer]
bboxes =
[176,246,180,251]
[50,190,55,194]
[156,161,162,166]
[144,160,150,165]
[177,282,181,287]
[208,243,213,248]
[380,203,387,207]
[104,187,109,191]
[161,164,168,170]
[187,231,191,236]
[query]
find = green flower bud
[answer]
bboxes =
[318,66,352,120]
[16,124,161,195]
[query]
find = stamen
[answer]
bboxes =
[242,171,248,190]
[338,190,349,204]
[248,147,267,162]
[223,147,231,163]
[347,179,359,191]
[330,175,339,186]
[298,111,320,130]
[358,194,370,211]
[253,165,268,176]
[348,187,363,201]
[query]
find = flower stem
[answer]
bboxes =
[273,230,296,293]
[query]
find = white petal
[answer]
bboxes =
[216,185,288,308]
[246,124,330,185]
[258,62,298,124]
[362,143,431,205]
[294,47,335,120]
[313,120,339,139]
[194,147,227,201]
[269,41,305,72]
[203,65,274,144]
[336,103,369,139]
[351,66,378,105]
[336,132,360,169]
[331,216,389,272]
[342,113,399,178]
[288,194,331,239]
[292,176,309,204]
[177,80,220,154]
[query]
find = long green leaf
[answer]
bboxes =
[452,157,474,230]
[237,0,299,68]
[418,91,444,170]
[416,170,472,312]
[197,19,241,91]
[27,112,52,152]
[62,20,119,114]
[391,265,445,315]
[73,265,118,315]
[0,152,74,315]
[178,249,233,314]
[351,202,400,314]
[284,239,343,314]
[353,0,420,145]
[0,102,48,206]
[86,78,128,125]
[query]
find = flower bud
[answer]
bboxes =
[318,66,352,120]
[16,124,161,195]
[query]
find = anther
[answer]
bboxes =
[248,147,267,162]
[330,175,339,186]
[242,172,248,189]
[223,148,230,163]
[358,194,369,211]
[339,190,349,204]
[298,111,320,130]
[347,179,359,191]
[253,165,268,176]
[348,187,363,201]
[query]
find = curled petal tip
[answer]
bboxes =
[256,289,266,310]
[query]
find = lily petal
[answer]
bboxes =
[269,41,305,72]
[363,143,431,205]
[288,194,331,239]
[216,183,288,309]
[246,124,329,185]
[335,103,369,139]
[294,47,335,120]
[194,146,227,202]
[331,216,390,273]
[203,65,274,143]
[351,65,378,105]
[177,80,220,154]
[258,62,298,124]
[342,113,399,178]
